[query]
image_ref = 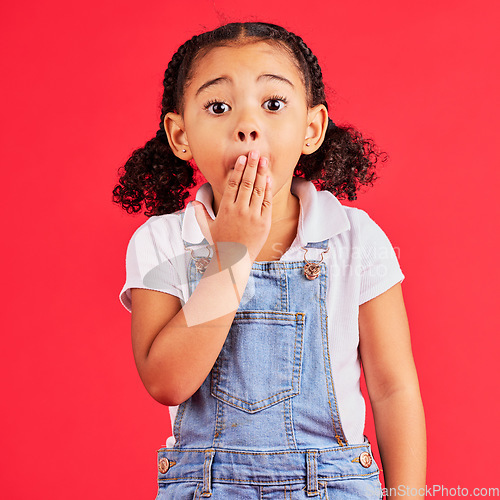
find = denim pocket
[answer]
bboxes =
[156,481,201,500]
[324,477,382,499]
[211,310,305,413]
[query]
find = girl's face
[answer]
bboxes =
[166,41,326,202]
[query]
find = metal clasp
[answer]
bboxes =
[301,246,329,280]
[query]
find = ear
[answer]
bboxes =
[164,112,193,160]
[302,104,329,155]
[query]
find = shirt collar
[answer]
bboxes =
[182,177,351,245]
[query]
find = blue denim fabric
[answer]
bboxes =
[155,233,382,498]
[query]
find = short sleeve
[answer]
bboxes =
[357,210,405,305]
[119,218,185,313]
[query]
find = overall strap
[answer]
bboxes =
[302,238,330,250]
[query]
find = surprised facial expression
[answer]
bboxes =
[175,41,313,199]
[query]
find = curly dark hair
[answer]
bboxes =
[112,22,387,217]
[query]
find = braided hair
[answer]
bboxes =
[112,22,387,216]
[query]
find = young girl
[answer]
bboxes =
[114,22,426,499]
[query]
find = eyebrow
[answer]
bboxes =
[195,73,295,96]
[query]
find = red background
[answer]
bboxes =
[2,1,499,498]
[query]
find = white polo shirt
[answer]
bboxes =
[119,176,405,446]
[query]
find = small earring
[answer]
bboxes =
[305,143,310,147]
[182,149,187,153]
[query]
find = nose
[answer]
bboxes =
[234,110,259,143]
[238,130,257,142]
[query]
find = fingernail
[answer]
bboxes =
[250,151,259,160]
[260,158,268,168]
[238,156,246,165]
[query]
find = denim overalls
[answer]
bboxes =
[155,229,383,499]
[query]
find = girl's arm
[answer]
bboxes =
[359,282,426,499]
[130,152,272,407]
[130,246,253,406]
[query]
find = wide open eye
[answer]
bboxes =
[263,97,287,112]
[205,101,231,115]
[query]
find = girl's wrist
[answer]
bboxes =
[211,241,251,269]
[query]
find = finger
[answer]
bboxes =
[261,174,273,217]
[249,156,269,210]
[221,155,247,206]
[235,150,260,206]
